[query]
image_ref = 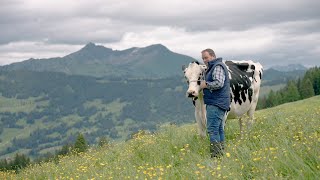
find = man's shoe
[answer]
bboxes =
[220,141,225,151]
[210,142,223,158]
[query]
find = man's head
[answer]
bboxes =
[201,49,216,66]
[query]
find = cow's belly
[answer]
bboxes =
[227,100,252,119]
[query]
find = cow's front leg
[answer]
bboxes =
[195,100,206,138]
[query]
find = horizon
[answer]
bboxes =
[0,42,314,70]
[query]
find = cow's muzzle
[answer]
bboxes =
[187,90,198,98]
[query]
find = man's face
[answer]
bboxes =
[202,51,214,66]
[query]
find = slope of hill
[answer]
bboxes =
[0,69,195,158]
[3,96,319,179]
[0,65,313,158]
[1,43,196,78]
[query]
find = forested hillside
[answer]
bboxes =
[0,70,194,157]
[258,66,320,109]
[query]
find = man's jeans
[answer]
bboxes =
[206,105,226,143]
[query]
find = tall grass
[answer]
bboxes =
[3,96,320,179]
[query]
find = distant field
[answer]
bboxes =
[4,96,319,179]
[259,84,286,97]
[0,95,49,113]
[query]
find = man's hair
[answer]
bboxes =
[201,48,216,58]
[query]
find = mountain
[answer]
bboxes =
[262,68,306,86]
[269,64,307,72]
[1,43,196,78]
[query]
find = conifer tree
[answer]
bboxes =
[299,78,315,99]
[284,81,300,102]
[266,90,277,107]
[74,133,88,153]
[12,153,30,172]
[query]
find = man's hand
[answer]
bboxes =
[200,80,207,89]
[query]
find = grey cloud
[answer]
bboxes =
[0,0,319,67]
[98,0,320,31]
[1,0,320,45]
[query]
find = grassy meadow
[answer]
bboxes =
[1,96,320,179]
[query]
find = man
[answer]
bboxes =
[200,49,230,158]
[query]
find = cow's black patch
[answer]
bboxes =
[192,61,200,65]
[234,62,250,71]
[248,88,253,102]
[259,71,262,80]
[225,61,254,104]
[251,65,255,70]
[197,77,201,85]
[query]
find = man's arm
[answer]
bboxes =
[206,65,225,90]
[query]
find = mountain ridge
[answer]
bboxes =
[268,63,307,72]
[1,43,195,78]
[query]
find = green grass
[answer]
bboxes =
[3,96,320,179]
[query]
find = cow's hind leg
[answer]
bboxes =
[239,117,244,139]
[247,99,258,131]
[247,111,254,131]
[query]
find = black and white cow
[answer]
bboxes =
[182,60,263,138]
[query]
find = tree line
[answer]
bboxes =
[0,133,110,173]
[258,67,320,109]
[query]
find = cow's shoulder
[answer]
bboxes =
[224,60,263,80]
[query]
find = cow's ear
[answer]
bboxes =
[200,65,207,71]
[182,65,186,72]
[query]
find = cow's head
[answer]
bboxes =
[182,61,207,98]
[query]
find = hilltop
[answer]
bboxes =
[3,96,319,179]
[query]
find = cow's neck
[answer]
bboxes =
[193,90,204,107]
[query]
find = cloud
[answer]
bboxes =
[105,26,275,58]
[0,41,82,65]
[0,0,319,66]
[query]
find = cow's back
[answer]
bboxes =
[224,60,263,118]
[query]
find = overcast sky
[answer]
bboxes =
[1,0,319,67]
